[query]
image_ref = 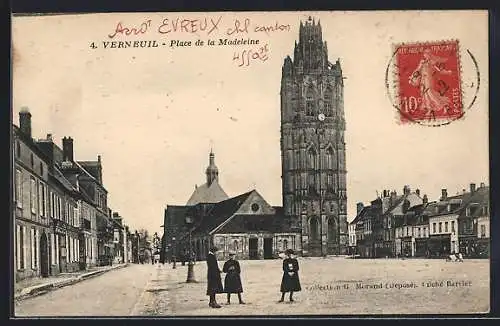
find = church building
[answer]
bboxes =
[163,151,299,261]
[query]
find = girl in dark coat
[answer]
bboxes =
[222,252,245,304]
[206,246,224,308]
[279,249,301,302]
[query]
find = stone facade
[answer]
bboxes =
[280,17,348,256]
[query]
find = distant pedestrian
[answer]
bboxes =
[279,249,301,303]
[222,252,245,305]
[206,246,224,308]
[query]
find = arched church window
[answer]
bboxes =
[326,147,335,169]
[310,217,319,241]
[307,172,316,195]
[306,87,314,116]
[307,147,317,169]
[328,217,337,243]
[324,87,333,116]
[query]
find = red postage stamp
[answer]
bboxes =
[394,40,463,124]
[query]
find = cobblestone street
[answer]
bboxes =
[144,257,490,316]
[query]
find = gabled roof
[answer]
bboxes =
[186,180,229,205]
[390,193,422,215]
[78,160,101,181]
[193,190,254,234]
[351,205,374,224]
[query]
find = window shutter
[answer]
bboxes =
[16,225,21,270]
[30,228,35,269]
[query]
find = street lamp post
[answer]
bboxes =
[185,216,196,283]
[135,231,140,264]
[172,237,176,269]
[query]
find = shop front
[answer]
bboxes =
[415,238,428,257]
[428,234,451,258]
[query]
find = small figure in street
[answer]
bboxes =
[206,246,224,308]
[223,252,245,305]
[279,249,301,303]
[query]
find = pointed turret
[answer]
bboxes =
[205,148,219,186]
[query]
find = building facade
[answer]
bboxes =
[13,110,52,281]
[13,109,120,282]
[351,183,489,259]
[280,17,348,256]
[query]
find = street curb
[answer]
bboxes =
[15,264,129,302]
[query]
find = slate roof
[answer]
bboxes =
[457,186,489,218]
[186,181,229,205]
[390,193,422,215]
[52,166,77,193]
[193,190,254,234]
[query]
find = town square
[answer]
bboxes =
[15,257,489,316]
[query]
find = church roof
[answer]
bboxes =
[193,190,254,234]
[186,180,229,206]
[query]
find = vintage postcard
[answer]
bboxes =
[11,10,489,316]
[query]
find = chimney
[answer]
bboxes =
[113,212,119,218]
[423,194,428,204]
[356,202,364,215]
[97,155,101,163]
[441,189,448,201]
[470,183,476,193]
[480,182,486,188]
[46,134,53,141]
[19,108,32,138]
[403,185,411,195]
[62,137,74,162]
[415,189,420,196]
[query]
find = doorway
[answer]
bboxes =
[249,238,258,259]
[40,232,49,278]
[263,238,273,259]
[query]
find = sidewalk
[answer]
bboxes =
[14,263,129,301]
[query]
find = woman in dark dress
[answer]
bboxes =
[222,252,245,304]
[206,246,224,308]
[279,249,301,302]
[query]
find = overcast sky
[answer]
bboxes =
[12,11,489,235]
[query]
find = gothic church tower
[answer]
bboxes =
[280,17,347,256]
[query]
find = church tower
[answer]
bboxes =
[280,17,348,256]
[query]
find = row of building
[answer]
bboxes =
[13,109,139,282]
[348,184,490,258]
